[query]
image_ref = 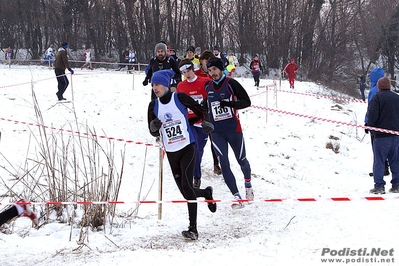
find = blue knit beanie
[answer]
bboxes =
[151,69,175,87]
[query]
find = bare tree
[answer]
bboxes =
[1,0,399,88]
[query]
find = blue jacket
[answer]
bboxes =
[364,68,385,123]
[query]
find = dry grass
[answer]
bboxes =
[0,83,129,243]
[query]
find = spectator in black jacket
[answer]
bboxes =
[169,48,181,66]
[367,77,399,194]
[142,42,181,100]
[118,47,130,71]
[212,45,228,69]
[359,75,366,101]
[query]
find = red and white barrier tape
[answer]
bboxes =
[0,72,88,89]
[258,85,367,104]
[251,105,399,136]
[0,76,55,89]
[2,196,398,206]
[249,83,276,97]
[1,103,398,148]
[8,58,148,68]
[0,117,160,147]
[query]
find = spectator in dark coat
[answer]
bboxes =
[359,75,366,101]
[367,77,399,194]
[212,45,228,68]
[142,42,181,100]
[364,68,389,177]
[54,42,74,101]
[118,47,130,71]
[169,48,181,66]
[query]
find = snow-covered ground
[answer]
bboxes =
[0,64,397,266]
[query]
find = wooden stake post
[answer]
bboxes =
[158,147,163,220]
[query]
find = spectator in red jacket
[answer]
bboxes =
[283,58,299,89]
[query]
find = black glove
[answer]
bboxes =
[201,120,214,134]
[364,123,369,134]
[150,118,162,132]
[219,100,234,108]
[188,117,199,125]
[142,79,149,86]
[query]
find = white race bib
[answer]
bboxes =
[211,101,232,121]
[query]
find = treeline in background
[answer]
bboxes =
[1,0,399,93]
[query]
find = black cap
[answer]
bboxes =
[186,46,195,52]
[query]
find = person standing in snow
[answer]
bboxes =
[118,47,130,71]
[195,47,201,59]
[44,44,55,67]
[283,58,298,89]
[0,199,38,228]
[127,48,136,72]
[142,42,181,100]
[4,46,12,67]
[367,77,399,194]
[212,45,228,68]
[169,48,180,66]
[204,58,254,208]
[358,75,366,101]
[80,48,93,70]
[250,54,263,88]
[54,42,74,101]
[184,46,201,77]
[183,46,202,79]
[147,69,217,240]
[364,67,390,179]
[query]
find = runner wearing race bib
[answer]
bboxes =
[147,69,217,240]
[205,58,254,209]
[177,59,212,189]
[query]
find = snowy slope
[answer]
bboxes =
[0,65,397,266]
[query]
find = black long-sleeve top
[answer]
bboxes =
[145,56,182,84]
[205,77,251,110]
